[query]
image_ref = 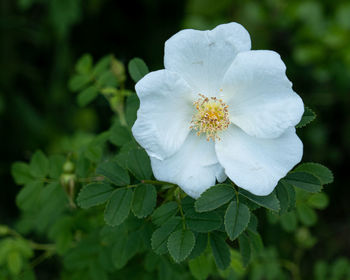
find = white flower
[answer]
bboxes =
[132,22,304,199]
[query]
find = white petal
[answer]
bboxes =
[151,132,225,199]
[221,50,304,139]
[164,22,251,97]
[132,70,194,160]
[216,126,303,196]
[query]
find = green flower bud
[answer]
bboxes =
[63,161,75,173]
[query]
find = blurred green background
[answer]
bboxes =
[1,0,349,278]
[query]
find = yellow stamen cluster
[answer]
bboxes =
[190,94,230,141]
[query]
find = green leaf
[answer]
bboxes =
[96,160,130,186]
[167,229,195,262]
[280,211,298,232]
[239,189,280,211]
[151,202,178,226]
[125,94,139,128]
[7,251,22,275]
[126,148,152,180]
[296,107,316,128]
[112,231,142,269]
[189,254,213,280]
[294,163,333,185]
[16,182,43,210]
[283,172,322,192]
[49,216,74,254]
[188,233,208,259]
[69,74,91,92]
[247,230,264,255]
[308,193,329,209]
[314,261,328,280]
[132,184,157,218]
[36,182,67,232]
[89,264,108,280]
[11,162,34,185]
[225,201,251,240]
[77,183,114,209]
[48,155,65,179]
[128,58,149,83]
[276,181,296,214]
[209,232,231,270]
[29,150,49,178]
[238,233,251,267]
[76,156,90,178]
[76,54,93,75]
[93,55,111,77]
[151,217,182,255]
[77,86,99,107]
[181,196,196,213]
[297,204,317,226]
[109,123,132,146]
[97,71,118,87]
[247,213,258,232]
[195,184,235,212]
[104,188,133,226]
[185,209,222,233]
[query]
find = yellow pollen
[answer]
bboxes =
[190,94,230,141]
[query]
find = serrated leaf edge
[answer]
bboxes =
[296,106,316,128]
[76,183,114,209]
[167,229,195,263]
[224,201,251,241]
[294,162,334,185]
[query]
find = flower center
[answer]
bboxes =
[190,94,230,141]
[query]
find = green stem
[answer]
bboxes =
[230,179,239,203]
[78,176,105,183]
[175,188,186,230]
[116,104,127,127]
[141,179,177,186]
[30,250,54,268]
[281,259,301,280]
[7,228,56,252]
[29,242,56,251]
[127,184,139,188]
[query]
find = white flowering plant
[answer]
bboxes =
[4,23,335,279]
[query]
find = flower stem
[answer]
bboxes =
[229,179,240,203]
[175,188,186,229]
[141,179,177,186]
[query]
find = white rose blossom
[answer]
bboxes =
[132,22,304,199]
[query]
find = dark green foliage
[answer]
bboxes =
[185,209,222,233]
[188,233,208,259]
[128,58,149,83]
[296,107,316,128]
[238,233,251,267]
[132,184,157,218]
[126,148,152,180]
[96,160,130,186]
[167,229,195,262]
[224,201,251,241]
[276,181,296,214]
[104,188,133,226]
[239,189,280,211]
[151,217,182,255]
[295,163,334,185]
[109,123,132,147]
[151,202,178,226]
[11,162,34,185]
[29,150,49,178]
[77,183,114,209]
[209,233,231,270]
[195,184,235,212]
[283,172,322,193]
